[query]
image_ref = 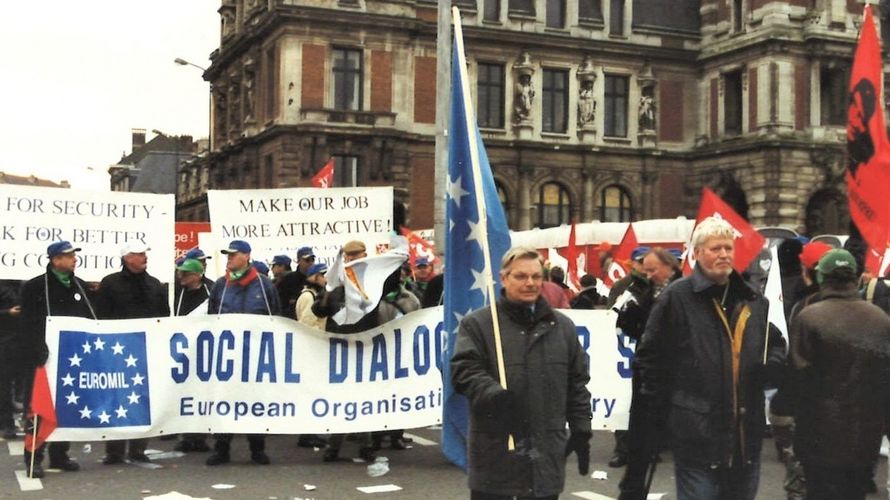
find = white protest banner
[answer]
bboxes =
[0,185,175,282]
[42,309,628,442]
[207,187,393,260]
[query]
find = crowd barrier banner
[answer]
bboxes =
[0,185,175,283]
[43,308,629,441]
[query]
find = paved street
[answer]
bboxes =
[2,427,888,499]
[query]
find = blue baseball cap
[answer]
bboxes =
[185,248,211,261]
[667,248,684,260]
[416,257,431,267]
[631,246,650,262]
[221,240,251,254]
[272,255,292,266]
[252,260,270,276]
[47,240,80,258]
[307,263,328,276]
[297,246,315,260]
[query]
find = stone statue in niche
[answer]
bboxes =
[578,80,596,126]
[243,68,256,123]
[514,73,534,123]
[221,9,235,38]
[638,92,656,131]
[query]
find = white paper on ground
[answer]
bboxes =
[211,484,236,489]
[402,433,437,446]
[143,492,214,500]
[356,484,402,493]
[8,440,23,457]
[569,492,614,500]
[647,494,667,500]
[15,470,43,492]
[591,470,608,480]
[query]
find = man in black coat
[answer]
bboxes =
[451,246,592,499]
[95,241,169,465]
[20,241,98,477]
[633,217,785,500]
[0,280,22,439]
[276,246,315,319]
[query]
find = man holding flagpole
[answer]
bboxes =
[20,241,97,478]
[451,246,592,499]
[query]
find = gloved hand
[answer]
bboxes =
[565,430,591,475]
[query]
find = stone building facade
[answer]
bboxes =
[176,0,889,236]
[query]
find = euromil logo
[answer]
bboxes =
[54,331,151,428]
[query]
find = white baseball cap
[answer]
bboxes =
[120,241,151,257]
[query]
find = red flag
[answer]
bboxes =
[311,158,334,188]
[847,5,890,252]
[565,222,582,291]
[682,187,766,275]
[399,226,437,268]
[25,366,57,452]
[604,224,638,287]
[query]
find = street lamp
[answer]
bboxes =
[174,57,212,153]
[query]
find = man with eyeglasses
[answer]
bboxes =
[451,246,592,500]
[276,246,316,320]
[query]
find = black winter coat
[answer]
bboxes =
[789,284,890,467]
[95,267,169,319]
[634,267,785,467]
[20,268,96,365]
[451,296,591,497]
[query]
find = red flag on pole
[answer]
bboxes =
[847,5,890,252]
[565,222,582,291]
[399,226,437,268]
[24,366,57,452]
[311,158,335,188]
[682,187,766,275]
[604,224,638,287]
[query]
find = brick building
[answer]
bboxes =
[176,0,890,236]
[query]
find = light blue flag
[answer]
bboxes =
[441,11,512,470]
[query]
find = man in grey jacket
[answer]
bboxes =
[451,246,592,499]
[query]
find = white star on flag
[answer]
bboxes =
[93,337,105,350]
[127,391,140,404]
[131,373,145,386]
[98,411,110,424]
[124,354,138,367]
[469,268,489,300]
[111,342,125,355]
[61,373,75,386]
[79,406,92,419]
[68,353,82,367]
[115,405,128,419]
[465,219,484,245]
[65,391,79,405]
[447,175,469,208]
[81,341,91,354]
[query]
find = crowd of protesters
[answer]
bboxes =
[4,222,890,500]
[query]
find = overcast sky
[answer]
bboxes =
[0,1,219,190]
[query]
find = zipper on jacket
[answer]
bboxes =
[712,299,751,466]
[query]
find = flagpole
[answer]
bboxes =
[29,415,38,478]
[451,6,514,451]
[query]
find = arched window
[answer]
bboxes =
[599,185,632,222]
[495,180,512,228]
[536,182,572,228]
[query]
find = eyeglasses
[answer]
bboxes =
[509,273,544,282]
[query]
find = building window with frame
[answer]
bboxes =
[599,185,632,222]
[333,155,359,187]
[536,182,572,229]
[732,0,743,32]
[820,65,848,126]
[477,62,505,129]
[332,48,363,111]
[724,70,743,135]
[610,0,624,36]
[542,69,568,133]
[483,0,500,22]
[265,47,277,119]
[579,0,603,22]
[604,74,629,137]
[546,0,566,28]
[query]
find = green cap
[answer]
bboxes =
[815,249,857,284]
[176,258,205,274]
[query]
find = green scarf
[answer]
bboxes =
[51,268,72,288]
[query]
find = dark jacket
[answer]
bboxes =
[275,270,306,319]
[20,267,97,365]
[0,281,20,344]
[789,284,890,467]
[570,289,600,310]
[451,296,592,497]
[209,267,280,315]
[634,267,785,467]
[312,270,400,334]
[174,282,210,316]
[96,267,169,319]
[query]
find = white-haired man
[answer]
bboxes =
[632,216,785,500]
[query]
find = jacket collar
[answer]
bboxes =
[818,282,859,300]
[690,266,757,300]
[498,293,555,325]
[226,266,259,287]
